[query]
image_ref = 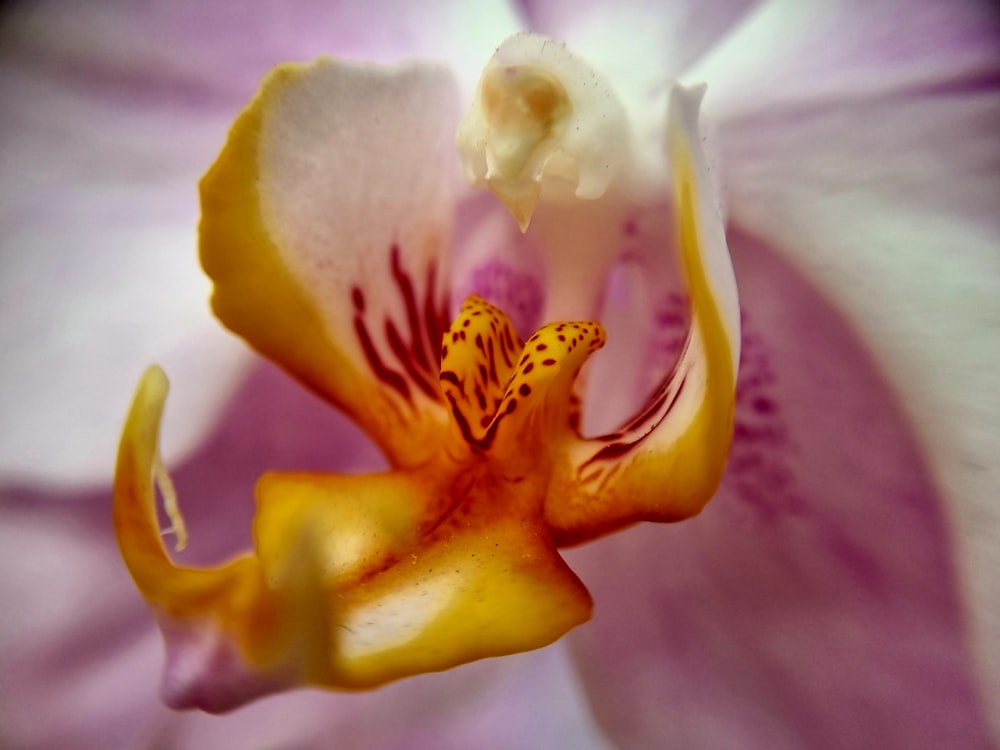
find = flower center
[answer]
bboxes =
[480,64,571,184]
[439,295,605,460]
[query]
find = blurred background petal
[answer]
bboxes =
[705,0,1000,728]
[0,2,612,747]
[569,230,994,748]
[686,0,1000,112]
[2,0,997,747]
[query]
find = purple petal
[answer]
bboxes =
[567,231,993,748]
[168,646,609,750]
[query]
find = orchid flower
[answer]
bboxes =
[113,31,740,710]
[2,2,998,750]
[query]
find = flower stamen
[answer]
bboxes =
[440,295,605,460]
[457,33,630,231]
[154,452,187,552]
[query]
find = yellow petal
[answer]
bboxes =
[544,84,741,545]
[116,366,592,703]
[200,59,459,469]
[113,367,332,711]
[254,463,592,689]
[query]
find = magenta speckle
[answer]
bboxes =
[726,323,800,523]
[455,261,543,336]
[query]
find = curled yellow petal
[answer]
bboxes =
[115,364,593,705]
[438,295,525,446]
[545,84,740,545]
[113,366,331,711]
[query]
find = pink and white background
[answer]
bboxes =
[1,2,998,748]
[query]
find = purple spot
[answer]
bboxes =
[456,261,543,336]
[640,293,691,395]
[726,324,797,522]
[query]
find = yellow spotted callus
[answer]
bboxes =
[439,295,605,458]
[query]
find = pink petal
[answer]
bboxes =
[710,23,1000,724]
[0,500,166,749]
[567,231,993,748]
